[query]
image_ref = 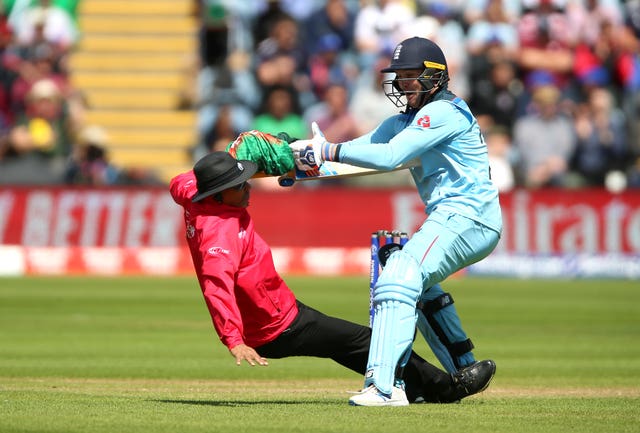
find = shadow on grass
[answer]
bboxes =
[157,399,333,407]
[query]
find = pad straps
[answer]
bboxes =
[418,292,475,364]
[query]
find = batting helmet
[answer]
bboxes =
[381,37,450,109]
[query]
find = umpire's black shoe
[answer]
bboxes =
[444,360,496,403]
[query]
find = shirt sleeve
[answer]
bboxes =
[338,101,465,169]
[197,216,246,350]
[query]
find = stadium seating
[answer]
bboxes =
[68,0,198,183]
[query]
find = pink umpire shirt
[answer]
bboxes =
[170,171,298,350]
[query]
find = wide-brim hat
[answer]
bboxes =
[191,151,257,202]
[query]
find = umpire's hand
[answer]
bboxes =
[229,344,269,366]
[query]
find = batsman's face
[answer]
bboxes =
[395,69,429,108]
[220,181,251,208]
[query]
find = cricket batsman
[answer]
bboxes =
[290,36,503,406]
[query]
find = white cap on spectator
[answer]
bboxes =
[28,78,61,100]
[80,125,109,146]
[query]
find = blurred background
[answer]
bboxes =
[0,0,638,278]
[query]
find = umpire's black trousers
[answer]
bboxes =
[256,301,453,402]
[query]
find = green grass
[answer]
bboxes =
[1,276,639,432]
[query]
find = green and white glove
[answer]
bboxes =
[225,130,295,176]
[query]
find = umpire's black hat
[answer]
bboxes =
[191,152,257,202]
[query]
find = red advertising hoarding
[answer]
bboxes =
[1,186,638,276]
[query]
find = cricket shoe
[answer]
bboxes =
[445,359,496,403]
[348,384,409,407]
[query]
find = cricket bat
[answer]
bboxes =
[254,159,419,187]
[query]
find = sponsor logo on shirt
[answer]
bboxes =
[417,115,431,128]
[238,228,246,239]
[208,246,230,256]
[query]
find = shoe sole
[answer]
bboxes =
[348,400,409,407]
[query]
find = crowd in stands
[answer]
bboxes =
[0,0,162,185]
[191,0,640,191]
[1,0,640,192]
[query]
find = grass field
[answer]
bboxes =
[1,275,639,433]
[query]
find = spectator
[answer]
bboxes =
[414,2,470,98]
[192,0,640,195]
[304,0,356,53]
[196,49,258,144]
[466,0,520,82]
[255,13,307,81]
[252,1,324,46]
[252,0,289,45]
[250,84,307,139]
[567,1,632,105]
[512,83,578,188]
[416,0,466,19]
[307,32,358,101]
[7,77,72,159]
[193,104,243,162]
[276,0,324,23]
[463,0,522,27]
[254,13,312,107]
[353,0,415,71]
[566,0,624,48]
[194,0,234,68]
[485,124,516,192]
[10,41,68,116]
[627,156,640,188]
[570,86,628,187]
[349,54,401,131]
[0,14,17,127]
[469,58,524,130]
[0,78,72,184]
[625,0,640,38]
[64,124,120,185]
[12,0,78,52]
[516,0,577,98]
[609,22,640,159]
[304,81,362,144]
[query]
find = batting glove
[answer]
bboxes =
[289,138,320,175]
[311,121,340,162]
[289,122,341,175]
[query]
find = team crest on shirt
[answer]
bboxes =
[417,115,431,128]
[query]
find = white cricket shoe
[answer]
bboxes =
[348,384,409,407]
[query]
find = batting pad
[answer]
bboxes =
[416,309,457,373]
[417,286,475,372]
[365,252,422,395]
